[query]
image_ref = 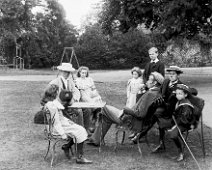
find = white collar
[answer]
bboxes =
[150,58,159,63]
[52,99,65,110]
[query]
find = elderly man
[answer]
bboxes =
[143,47,165,83]
[41,63,91,134]
[87,72,164,146]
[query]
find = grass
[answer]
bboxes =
[1,78,212,170]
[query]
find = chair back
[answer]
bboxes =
[189,95,204,119]
[43,106,56,138]
[188,95,205,128]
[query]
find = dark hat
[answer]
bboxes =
[166,66,183,74]
[150,72,164,85]
[59,89,73,102]
[176,84,190,94]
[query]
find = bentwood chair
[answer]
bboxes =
[43,106,77,167]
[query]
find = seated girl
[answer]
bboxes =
[75,66,101,103]
[45,86,92,164]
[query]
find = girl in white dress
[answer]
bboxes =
[126,67,145,108]
[75,66,101,103]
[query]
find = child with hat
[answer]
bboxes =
[45,88,93,164]
[167,84,196,161]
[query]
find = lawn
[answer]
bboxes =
[0,74,212,170]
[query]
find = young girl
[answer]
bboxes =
[45,87,92,164]
[126,67,145,109]
[75,66,101,103]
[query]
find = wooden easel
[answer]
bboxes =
[60,47,80,68]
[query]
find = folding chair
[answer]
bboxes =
[182,96,206,157]
[43,107,77,167]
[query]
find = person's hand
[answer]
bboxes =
[153,96,164,107]
[62,134,68,140]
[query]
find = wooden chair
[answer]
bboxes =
[43,107,77,167]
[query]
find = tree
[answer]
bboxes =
[100,0,212,40]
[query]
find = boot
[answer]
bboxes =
[61,138,74,159]
[87,113,112,147]
[176,152,184,162]
[76,143,93,164]
[152,140,165,153]
[152,128,166,153]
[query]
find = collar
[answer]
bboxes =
[52,99,65,110]
[150,58,159,63]
[169,79,179,87]
[149,86,159,91]
[175,99,194,109]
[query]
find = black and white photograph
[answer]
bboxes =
[0,0,212,169]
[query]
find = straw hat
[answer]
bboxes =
[166,66,183,74]
[57,63,75,72]
[176,84,190,94]
[151,72,164,85]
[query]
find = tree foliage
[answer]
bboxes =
[99,0,212,40]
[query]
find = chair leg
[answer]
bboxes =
[50,142,56,167]
[44,140,51,160]
[121,131,125,145]
[200,116,206,158]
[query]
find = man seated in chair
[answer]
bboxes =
[45,87,92,164]
[154,84,198,162]
[41,62,91,135]
[87,72,164,146]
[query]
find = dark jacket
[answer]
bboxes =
[160,78,183,115]
[174,99,195,129]
[130,87,162,132]
[143,61,165,82]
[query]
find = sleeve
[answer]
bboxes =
[126,79,131,98]
[138,78,145,89]
[46,103,65,136]
[143,63,149,83]
[72,82,81,101]
[159,62,165,77]
[178,106,195,125]
[89,77,96,90]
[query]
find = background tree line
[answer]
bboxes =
[0,0,212,69]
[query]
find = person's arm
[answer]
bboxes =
[176,106,195,125]
[158,62,165,77]
[126,79,131,98]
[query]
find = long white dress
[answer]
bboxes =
[126,78,144,109]
[75,77,101,103]
[46,100,88,143]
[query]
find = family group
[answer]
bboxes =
[39,47,200,165]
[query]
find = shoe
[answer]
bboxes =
[86,139,100,147]
[76,157,93,164]
[176,153,184,162]
[61,146,71,159]
[151,142,165,153]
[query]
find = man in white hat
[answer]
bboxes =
[42,63,90,133]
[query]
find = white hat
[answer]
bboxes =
[57,63,75,72]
